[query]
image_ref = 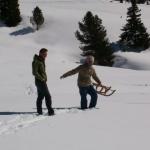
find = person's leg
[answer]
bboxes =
[88,85,98,108]
[36,92,44,114]
[79,86,88,109]
[43,83,54,115]
[35,80,44,114]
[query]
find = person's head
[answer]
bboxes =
[39,48,48,59]
[85,55,94,65]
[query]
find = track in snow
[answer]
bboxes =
[0,107,95,135]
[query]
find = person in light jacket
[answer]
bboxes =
[60,56,102,109]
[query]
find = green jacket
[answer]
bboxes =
[32,54,47,82]
[62,64,101,87]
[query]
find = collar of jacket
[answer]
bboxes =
[34,54,45,62]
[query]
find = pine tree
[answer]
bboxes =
[32,6,44,30]
[75,11,114,66]
[115,0,150,4]
[0,0,2,19]
[0,0,21,27]
[119,0,150,51]
[0,0,8,21]
[137,0,146,4]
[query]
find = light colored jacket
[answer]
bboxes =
[62,64,101,87]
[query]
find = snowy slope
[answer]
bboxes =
[0,0,150,150]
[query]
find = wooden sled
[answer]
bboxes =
[93,83,116,96]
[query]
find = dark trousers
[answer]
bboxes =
[79,85,98,109]
[35,79,52,114]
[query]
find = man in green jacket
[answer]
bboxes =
[60,56,102,109]
[32,48,54,115]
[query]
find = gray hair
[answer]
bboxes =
[86,55,94,64]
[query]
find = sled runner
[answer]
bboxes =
[93,83,116,96]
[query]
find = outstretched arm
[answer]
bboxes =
[60,65,82,79]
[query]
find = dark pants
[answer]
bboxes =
[35,79,52,114]
[79,85,98,109]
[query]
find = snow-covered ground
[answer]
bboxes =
[0,0,150,149]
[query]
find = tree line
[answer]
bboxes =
[0,0,150,66]
[116,0,150,4]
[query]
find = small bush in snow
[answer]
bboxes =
[31,6,44,30]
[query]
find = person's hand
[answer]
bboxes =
[93,82,102,87]
[60,75,64,79]
[97,82,102,87]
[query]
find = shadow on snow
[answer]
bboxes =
[0,107,99,115]
[0,112,36,115]
[10,26,34,36]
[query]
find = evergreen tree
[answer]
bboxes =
[0,0,21,27]
[32,6,44,30]
[0,0,8,21]
[137,0,146,4]
[119,0,150,51]
[0,0,2,19]
[75,11,114,66]
[115,0,150,4]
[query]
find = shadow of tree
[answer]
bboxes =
[10,26,34,36]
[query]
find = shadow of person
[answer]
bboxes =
[0,111,36,115]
